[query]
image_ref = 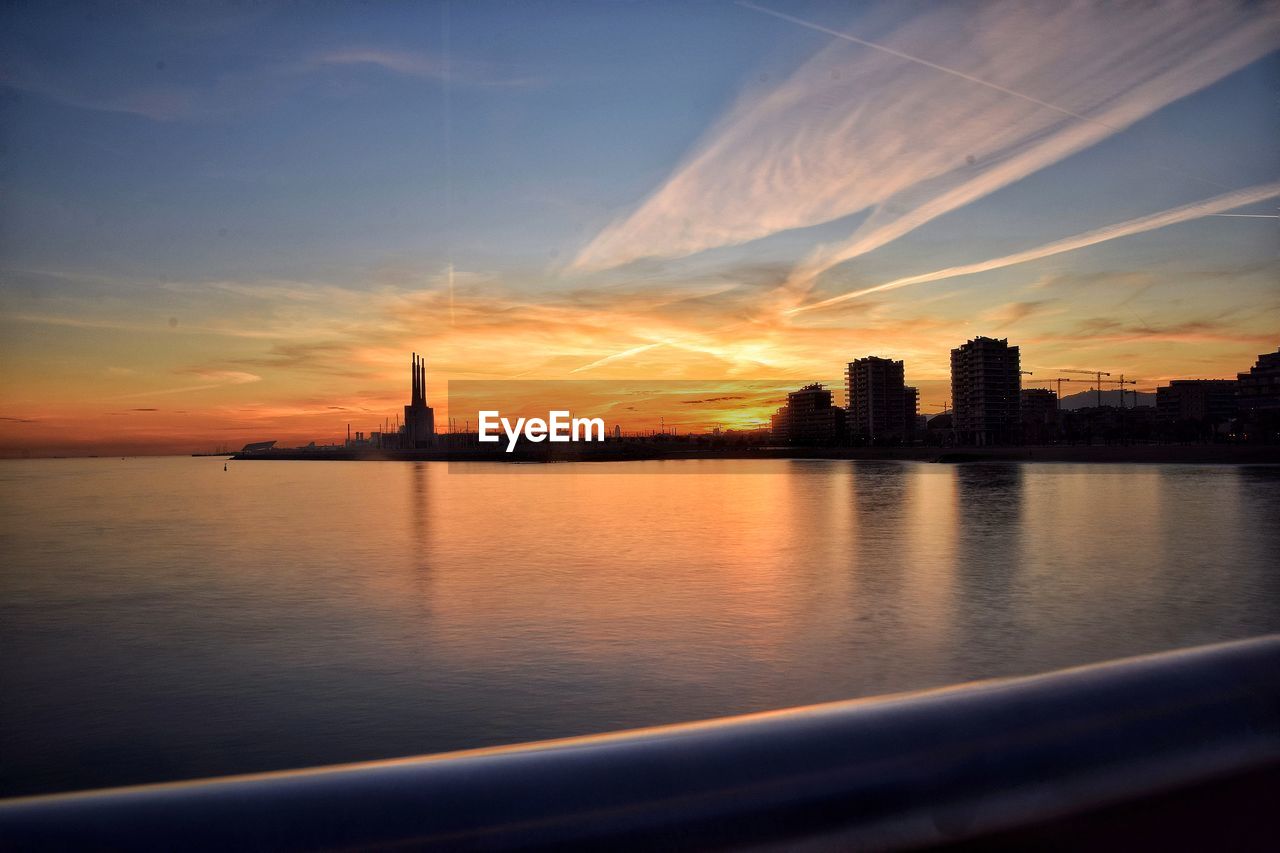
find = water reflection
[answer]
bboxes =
[407,461,433,612]
[953,464,1026,666]
[0,457,1277,798]
[844,463,946,688]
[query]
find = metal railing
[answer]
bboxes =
[2,635,1277,851]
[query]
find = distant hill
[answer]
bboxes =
[1055,389,1157,410]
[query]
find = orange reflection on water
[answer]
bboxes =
[2,457,1278,799]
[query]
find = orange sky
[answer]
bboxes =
[2,266,1275,456]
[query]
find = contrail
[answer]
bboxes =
[738,1,1121,133]
[736,1,1234,193]
[786,180,1280,316]
[570,342,665,374]
[575,1,1274,274]
[1209,213,1279,218]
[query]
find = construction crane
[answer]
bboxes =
[1060,369,1111,408]
[1099,375,1138,408]
[1046,377,1076,410]
[1128,386,1156,408]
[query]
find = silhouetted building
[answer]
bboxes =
[1064,405,1157,445]
[904,386,919,444]
[1020,388,1058,444]
[240,440,276,454]
[772,383,845,445]
[1236,348,1280,441]
[403,352,436,449]
[1156,380,1236,424]
[925,412,954,446]
[1121,405,1158,443]
[846,357,906,443]
[951,337,1021,445]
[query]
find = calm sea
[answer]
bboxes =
[1,457,1277,798]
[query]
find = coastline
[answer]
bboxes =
[230,444,1280,465]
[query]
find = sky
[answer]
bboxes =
[1,0,1277,455]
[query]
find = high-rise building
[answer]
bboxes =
[772,383,845,445]
[846,356,906,443]
[403,352,436,449]
[1156,380,1237,424]
[1236,348,1280,420]
[951,337,1021,446]
[903,385,919,443]
[1020,388,1058,444]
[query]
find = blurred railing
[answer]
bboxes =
[2,635,1277,851]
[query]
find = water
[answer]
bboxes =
[1,457,1277,799]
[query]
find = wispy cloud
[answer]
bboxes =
[570,1,1279,276]
[314,48,541,88]
[0,41,537,123]
[985,300,1055,330]
[1035,317,1275,346]
[113,370,261,400]
[0,62,198,121]
[787,180,1280,314]
[570,342,667,374]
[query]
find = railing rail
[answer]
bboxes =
[2,636,1277,851]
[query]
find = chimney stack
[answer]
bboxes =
[411,352,419,403]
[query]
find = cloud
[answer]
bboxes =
[570,1,1279,277]
[183,370,262,385]
[8,242,1268,454]
[788,180,1280,314]
[314,48,542,88]
[985,300,1055,330]
[1028,270,1155,292]
[234,341,372,378]
[569,342,667,374]
[0,65,198,121]
[1044,318,1274,346]
[0,38,536,124]
[680,396,746,404]
[112,370,261,400]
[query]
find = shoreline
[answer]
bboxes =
[230,444,1280,465]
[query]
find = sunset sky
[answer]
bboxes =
[2,1,1278,455]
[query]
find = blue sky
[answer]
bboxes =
[3,2,799,283]
[5,1,1268,284]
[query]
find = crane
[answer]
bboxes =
[1099,375,1138,408]
[1060,369,1111,408]
[1128,385,1156,408]
[1046,377,1075,410]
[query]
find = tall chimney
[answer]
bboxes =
[420,356,427,405]
[412,353,419,402]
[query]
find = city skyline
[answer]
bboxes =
[2,1,1278,455]
[280,339,1280,453]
